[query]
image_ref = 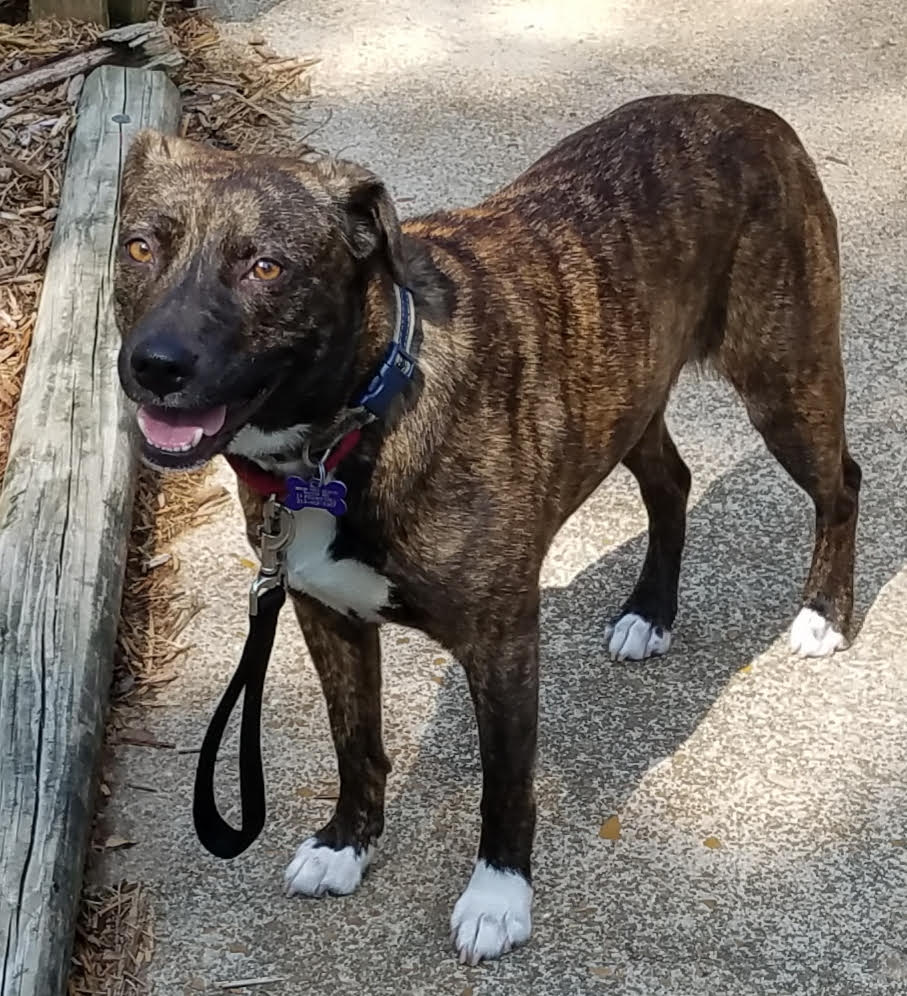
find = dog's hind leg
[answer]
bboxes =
[606,408,692,661]
[727,362,860,656]
[717,196,861,656]
[283,594,390,897]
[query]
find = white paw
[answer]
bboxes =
[789,607,845,657]
[284,837,373,897]
[450,861,532,965]
[605,612,672,661]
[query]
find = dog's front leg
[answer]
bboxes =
[283,593,390,898]
[450,605,539,964]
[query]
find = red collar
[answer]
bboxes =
[225,428,362,499]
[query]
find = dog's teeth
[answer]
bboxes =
[154,427,205,454]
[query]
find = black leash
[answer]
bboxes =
[192,584,284,858]
[193,500,293,859]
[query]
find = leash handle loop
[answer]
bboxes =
[193,575,285,858]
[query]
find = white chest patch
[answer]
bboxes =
[227,422,312,476]
[285,507,392,622]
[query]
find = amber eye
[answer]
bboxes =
[250,258,283,282]
[125,238,153,264]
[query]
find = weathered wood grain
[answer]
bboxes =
[0,66,180,996]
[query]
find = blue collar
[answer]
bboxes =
[356,284,418,418]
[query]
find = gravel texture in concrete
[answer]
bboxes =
[93,1,907,993]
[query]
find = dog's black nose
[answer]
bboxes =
[130,335,197,396]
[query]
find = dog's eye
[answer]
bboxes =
[125,238,153,264]
[250,258,283,282]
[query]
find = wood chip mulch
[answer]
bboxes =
[69,882,155,996]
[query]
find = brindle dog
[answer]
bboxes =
[115,94,861,964]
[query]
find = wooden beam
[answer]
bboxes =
[29,0,108,27]
[0,66,180,996]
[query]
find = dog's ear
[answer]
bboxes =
[315,158,455,323]
[319,160,408,285]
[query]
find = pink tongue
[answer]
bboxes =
[137,405,227,450]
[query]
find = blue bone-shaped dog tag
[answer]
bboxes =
[283,476,348,516]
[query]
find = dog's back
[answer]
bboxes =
[404,94,838,396]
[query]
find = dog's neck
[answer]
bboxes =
[226,274,419,479]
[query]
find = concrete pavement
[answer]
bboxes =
[91,1,907,993]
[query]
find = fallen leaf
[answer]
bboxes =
[703,836,722,849]
[434,656,446,666]
[117,728,175,749]
[186,977,207,992]
[296,784,339,800]
[591,966,616,977]
[738,664,752,674]
[238,556,258,571]
[892,839,906,848]
[701,898,718,910]
[103,835,137,851]
[599,815,621,841]
[461,988,474,996]
[227,941,249,954]
[430,675,444,685]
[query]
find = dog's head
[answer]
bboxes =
[115,131,422,471]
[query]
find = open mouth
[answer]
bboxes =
[136,397,262,471]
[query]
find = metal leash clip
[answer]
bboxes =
[250,497,294,616]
